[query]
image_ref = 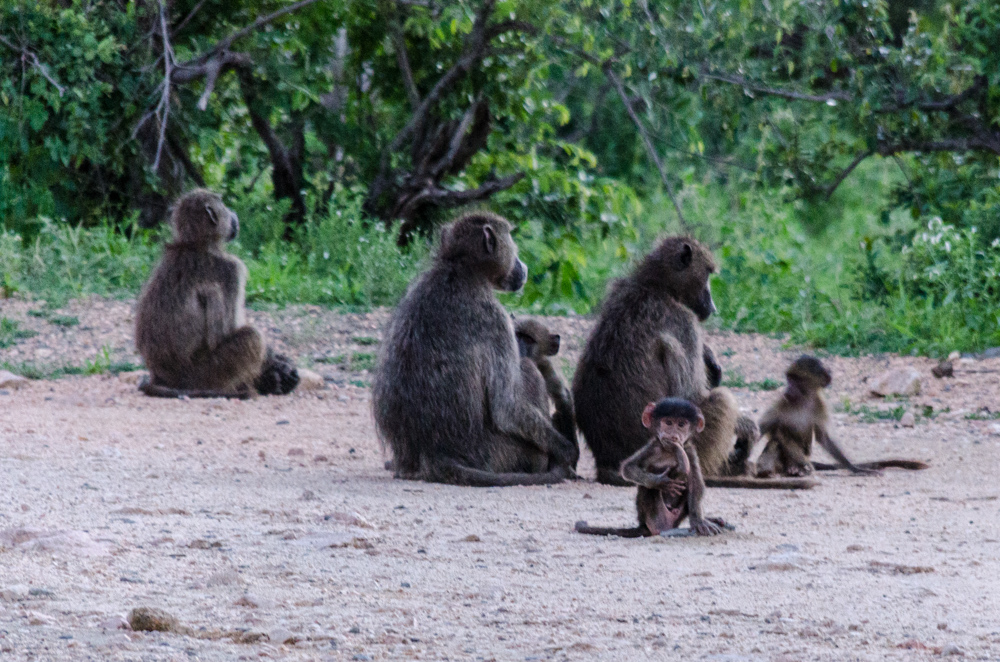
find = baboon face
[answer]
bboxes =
[171,189,239,245]
[441,212,527,291]
[787,355,832,389]
[515,319,560,359]
[644,237,717,321]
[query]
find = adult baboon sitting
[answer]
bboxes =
[572,236,757,485]
[135,189,298,398]
[372,212,578,486]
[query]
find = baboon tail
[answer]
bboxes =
[595,466,632,486]
[705,476,817,490]
[574,521,650,538]
[813,459,929,471]
[138,377,251,400]
[443,461,567,487]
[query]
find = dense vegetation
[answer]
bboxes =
[1,0,998,355]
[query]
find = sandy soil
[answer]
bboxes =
[1,297,999,661]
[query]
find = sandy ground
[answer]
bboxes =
[1,297,1000,661]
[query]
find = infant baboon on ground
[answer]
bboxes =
[515,318,577,447]
[135,189,299,398]
[373,212,578,486]
[572,236,758,486]
[756,355,929,477]
[575,398,731,537]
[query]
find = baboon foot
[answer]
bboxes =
[255,353,299,395]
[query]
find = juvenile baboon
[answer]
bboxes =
[576,398,731,537]
[755,355,929,477]
[135,189,299,398]
[572,236,758,486]
[515,318,577,447]
[372,212,578,486]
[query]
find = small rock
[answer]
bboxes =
[941,643,965,656]
[321,512,375,529]
[870,367,921,397]
[313,455,329,463]
[301,489,318,501]
[947,350,961,361]
[461,534,482,543]
[128,607,179,632]
[297,368,326,391]
[989,423,1000,436]
[27,612,52,626]
[931,361,954,379]
[0,370,29,390]
[269,628,299,645]
[900,411,915,427]
[287,448,305,456]
[205,569,242,587]
[937,623,948,630]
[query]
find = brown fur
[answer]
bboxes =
[571,236,758,486]
[575,399,729,537]
[135,189,298,398]
[756,355,928,477]
[515,318,577,447]
[372,212,578,486]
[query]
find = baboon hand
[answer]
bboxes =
[656,475,687,498]
[690,517,724,536]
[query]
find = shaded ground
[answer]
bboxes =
[1,296,999,661]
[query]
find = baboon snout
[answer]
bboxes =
[227,212,240,241]
[500,259,527,292]
[694,283,716,321]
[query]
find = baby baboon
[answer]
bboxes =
[372,212,578,486]
[575,398,730,537]
[756,355,929,476]
[515,318,577,447]
[135,189,299,399]
[572,236,758,486]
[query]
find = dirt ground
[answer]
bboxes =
[1,296,999,661]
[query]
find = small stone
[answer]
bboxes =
[870,367,921,397]
[900,411,915,428]
[128,607,179,632]
[296,368,326,391]
[234,594,260,608]
[937,623,948,630]
[988,423,1000,436]
[117,371,148,385]
[300,489,318,501]
[98,614,131,631]
[313,455,329,462]
[287,448,305,456]
[461,534,482,543]
[321,512,375,529]
[206,569,242,587]
[931,361,954,379]
[0,370,29,390]
[269,628,299,645]
[941,643,965,656]
[352,654,370,661]
[947,351,961,361]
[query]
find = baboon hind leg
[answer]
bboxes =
[695,387,740,477]
[192,326,266,391]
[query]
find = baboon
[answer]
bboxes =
[135,189,299,399]
[576,398,731,537]
[755,355,929,477]
[572,236,759,486]
[515,318,577,447]
[372,212,578,486]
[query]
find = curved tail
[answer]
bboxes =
[139,377,251,400]
[574,521,650,537]
[443,461,568,487]
[705,476,818,490]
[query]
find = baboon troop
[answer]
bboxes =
[571,236,758,486]
[576,398,730,537]
[135,189,299,399]
[372,212,578,487]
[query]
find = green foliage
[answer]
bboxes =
[0,317,36,348]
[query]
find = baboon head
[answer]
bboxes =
[637,236,717,321]
[170,189,240,246]
[515,319,560,360]
[440,212,527,292]
[786,355,832,391]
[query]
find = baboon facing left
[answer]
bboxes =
[135,189,299,398]
[515,318,577,448]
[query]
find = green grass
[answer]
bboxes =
[965,410,1000,421]
[839,402,908,423]
[0,318,37,348]
[352,336,379,346]
[315,351,376,371]
[721,373,783,391]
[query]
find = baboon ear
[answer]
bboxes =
[482,225,497,255]
[547,334,560,355]
[204,204,218,225]
[678,243,693,268]
[641,402,657,429]
[695,412,706,433]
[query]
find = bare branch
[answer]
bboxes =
[187,0,327,68]
[701,69,851,103]
[0,35,65,96]
[172,0,209,36]
[603,64,687,230]
[389,18,420,111]
[824,150,871,200]
[152,0,175,172]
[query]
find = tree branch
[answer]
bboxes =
[172,0,209,36]
[877,137,1000,157]
[389,16,420,111]
[701,69,851,103]
[603,64,687,229]
[0,35,65,96]
[824,150,871,200]
[151,0,174,172]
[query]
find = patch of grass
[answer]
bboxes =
[48,315,80,327]
[965,409,1000,421]
[721,373,783,391]
[352,336,379,346]
[0,349,140,380]
[313,351,375,371]
[0,318,37,348]
[841,402,908,423]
